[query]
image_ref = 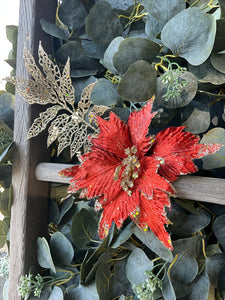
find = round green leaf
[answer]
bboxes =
[0,188,10,217]
[102,37,124,74]
[58,0,87,33]
[218,264,225,290]
[0,221,8,248]
[170,253,198,284]
[58,196,74,224]
[142,0,185,27]
[40,18,69,41]
[188,272,209,300]
[145,13,163,38]
[96,262,114,300]
[50,232,74,266]
[90,78,121,106]
[213,19,225,53]
[189,58,225,85]
[81,40,105,59]
[171,236,201,283]
[210,53,225,74]
[213,215,225,250]
[66,282,99,300]
[105,0,133,9]
[113,37,160,74]
[205,253,225,287]
[156,71,197,108]
[126,248,154,285]
[131,226,173,262]
[151,104,176,128]
[181,101,210,134]
[111,222,133,248]
[48,286,63,300]
[161,7,216,65]
[37,237,56,273]
[117,60,157,102]
[55,41,99,72]
[162,274,176,300]
[71,208,99,250]
[200,127,225,169]
[85,2,123,47]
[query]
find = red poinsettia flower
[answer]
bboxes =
[60,99,221,249]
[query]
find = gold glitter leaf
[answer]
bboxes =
[11,42,109,157]
[27,105,61,139]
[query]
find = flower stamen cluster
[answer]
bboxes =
[114,146,140,196]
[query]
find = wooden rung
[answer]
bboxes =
[35,162,225,205]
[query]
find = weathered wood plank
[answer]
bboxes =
[9,1,57,299]
[35,162,225,205]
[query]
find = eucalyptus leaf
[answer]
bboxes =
[212,215,225,250]
[65,282,99,300]
[0,93,15,129]
[210,53,225,74]
[112,258,134,297]
[187,272,209,300]
[90,78,121,106]
[40,18,69,41]
[102,36,124,74]
[96,262,114,300]
[169,207,211,236]
[113,37,160,74]
[71,208,99,250]
[0,143,13,164]
[80,234,111,283]
[218,264,225,290]
[126,248,154,285]
[111,222,133,248]
[213,19,225,53]
[58,196,74,224]
[50,232,74,266]
[0,188,10,216]
[181,101,210,134]
[142,0,186,27]
[0,221,8,248]
[85,2,123,47]
[171,279,192,299]
[48,286,64,300]
[131,226,173,262]
[37,237,56,273]
[58,0,88,34]
[145,13,163,38]
[200,127,225,169]
[162,274,176,300]
[55,41,99,72]
[170,236,202,284]
[117,60,157,102]
[205,253,225,287]
[161,8,216,65]
[81,40,106,59]
[104,0,133,9]
[156,71,197,108]
[73,76,97,103]
[188,58,225,85]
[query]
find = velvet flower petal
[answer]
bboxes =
[150,126,222,182]
[60,99,222,250]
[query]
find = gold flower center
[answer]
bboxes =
[114,146,140,196]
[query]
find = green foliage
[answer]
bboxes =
[161,8,216,66]
[17,0,225,299]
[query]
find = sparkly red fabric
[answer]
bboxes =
[60,99,221,249]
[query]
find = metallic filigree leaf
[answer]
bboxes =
[27,105,61,139]
[10,42,109,157]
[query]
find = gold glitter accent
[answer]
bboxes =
[114,146,140,196]
[8,42,108,157]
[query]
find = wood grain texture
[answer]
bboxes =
[9,1,57,299]
[35,162,225,205]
